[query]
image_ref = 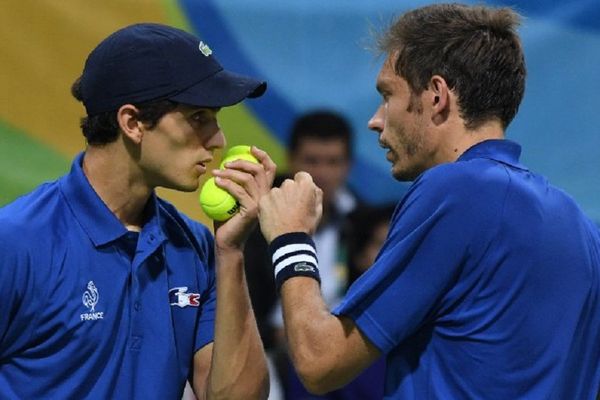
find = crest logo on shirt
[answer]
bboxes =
[169,287,200,308]
[80,281,104,321]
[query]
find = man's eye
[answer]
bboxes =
[191,113,210,123]
[301,156,319,166]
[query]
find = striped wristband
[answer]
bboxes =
[269,232,321,292]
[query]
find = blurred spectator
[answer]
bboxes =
[346,204,397,286]
[244,110,360,398]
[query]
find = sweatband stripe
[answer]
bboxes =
[272,243,316,264]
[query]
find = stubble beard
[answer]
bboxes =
[391,119,425,182]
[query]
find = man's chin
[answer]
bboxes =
[160,181,199,193]
[391,167,417,182]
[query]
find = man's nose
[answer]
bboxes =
[206,128,226,150]
[368,105,384,133]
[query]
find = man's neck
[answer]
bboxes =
[82,145,152,230]
[440,119,505,164]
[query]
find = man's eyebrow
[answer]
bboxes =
[376,80,388,94]
[184,106,221,113]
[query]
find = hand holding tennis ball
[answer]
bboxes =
[199,145,259,221]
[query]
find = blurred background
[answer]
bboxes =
[1,0,599,226]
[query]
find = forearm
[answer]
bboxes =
[259,174,380,393]
[280,277,376,394]
[206,249,268,400]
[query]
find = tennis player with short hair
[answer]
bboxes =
[258,4,600,399]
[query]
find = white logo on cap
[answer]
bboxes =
[199,41,212,57]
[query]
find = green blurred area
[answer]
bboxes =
[0,120,70,206]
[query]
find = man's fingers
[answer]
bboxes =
[315,186,323,205]
[294,171,313,183]
[251,146,277,185]
[218,147,276,196]
[213,176,251,205]
[280,178,295,190]
[315,187,324,222]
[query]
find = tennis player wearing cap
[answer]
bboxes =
[0,23,273,399]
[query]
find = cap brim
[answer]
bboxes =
[169,69,266,108]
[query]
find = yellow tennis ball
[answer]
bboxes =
[198,177,240,221]
[220,145,257,168]
[224,145,252,157]
[219,153,259,169]
[199,145,260,221]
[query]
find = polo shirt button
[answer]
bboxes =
[134,302,141,311]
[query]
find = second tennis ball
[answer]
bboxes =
[199,146,259,221]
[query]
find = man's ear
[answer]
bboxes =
[429,75,450,124]
[116,104,143,144]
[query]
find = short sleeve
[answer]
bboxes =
[333,165,502,354]
[189,222,217,351]
[195,272,216,351]
[0,224,39,359]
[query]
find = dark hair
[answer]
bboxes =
[71,77,179,145]
[377,3,526,130]
[289,110,353,159]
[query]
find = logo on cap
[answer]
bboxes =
[198,41,212,57]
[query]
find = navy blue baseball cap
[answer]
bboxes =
[79,23,266,116]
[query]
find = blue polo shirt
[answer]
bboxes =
[334,140,600,399]
[0,153,216,399]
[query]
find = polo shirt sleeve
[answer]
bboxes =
[333,165,499,354]
[0,223,41,359]
[190,223,217,351]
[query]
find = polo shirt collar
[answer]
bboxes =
[59,153,166,247]
[458,139,528,171]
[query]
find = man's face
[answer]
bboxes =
[368,56,436,181]
[289,137,350,206]
[138,105,225,191]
